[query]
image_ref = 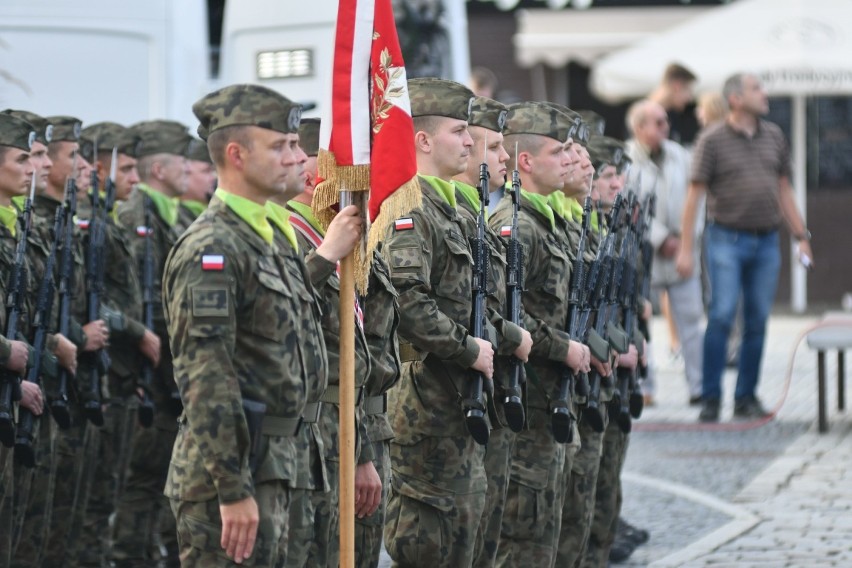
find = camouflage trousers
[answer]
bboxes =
[556,414,606,568]
[111,420,178,567]
[306,457,340,567]
[284,487,317,568]
[171,480,291,567]
[11,413,57,568]
[42,417,99,568]
[581,417,628,568]
[495,409,569,568]
[384,434,487,568]
[355,438,391,568]
[471,427,515,568]
[1,446,14,568]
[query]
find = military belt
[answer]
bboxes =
[261,416,301,437]
[301,402,322,424]
[320,384,364,406]
[399,342,423,363]
[363,394,387,416]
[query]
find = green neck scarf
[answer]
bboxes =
[453,180,489,220]
[181,200,207,217]
[265,201,299,251]
[138,184,179,227]
[419,174,457,208]
[521,189,555,232]
[214,188,273,244]
[0,205,17,237]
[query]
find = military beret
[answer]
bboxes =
[2,109,52,145]
[298,118,321,157]
[45,115,83,143]
[578,110,606,137]
[587,136,628,174]
[81,122,142,158]
[131,120,193,158]
[192,84,302,139]
[0,114,36,152]
[185,138,212,163]
[504,102,577,143]
[408,78,473,121]
[468,96,507,133]
[541,103,591,146]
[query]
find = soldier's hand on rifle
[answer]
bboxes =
[53,334,78,375]
[354,460,382,519]
[20,381,44,416]
[318,204,363,263]
[82,319,110,352]
[139,329,161,367]
[471,338,494,379]
[6,340,30,374]
[591,355,611,378]
[220,496,259,564]
[566,340,590,374]
[675,245,694,279]
[617,344,639,370]
[513,329,533,362]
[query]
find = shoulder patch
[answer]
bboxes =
[394,218,414,231]
[500,225,512,237]
[201,254,225,271]
[191,287,229,318]
[76,218,90,230]
[136,225,152,237]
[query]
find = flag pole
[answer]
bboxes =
[338,189,357,568]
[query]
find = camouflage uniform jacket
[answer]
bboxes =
[163,196,327,503]
[0,217,34,371]
[381,176,480,439]
[489,191,574,416]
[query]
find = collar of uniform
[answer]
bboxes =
[419,174,457,208]
[12,195,26,213]
[0,204,18,237]
[265,200,299,251]
[138,183,179,227]
[213,188,273,244]
[286,200,325,237]
[181,199,206,217]
[520,188,555,232]
[453,180,488,220]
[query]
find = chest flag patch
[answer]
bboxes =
[500,225,512,237]
[394,218,414,231]
[136,225,152,237]
[201,254,225,271]
[76,218,91,230]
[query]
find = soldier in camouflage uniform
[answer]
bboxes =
[177,138,215,231]
[488,102,592,568]
[450,96,533,568]
[164,83,360,567]
[380,78,494,568]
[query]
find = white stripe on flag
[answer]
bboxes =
[350,0,375,165]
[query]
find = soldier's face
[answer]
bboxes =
[28,141,52,194]
[47,141,79,191]
[593,165,622,206]
[302,155,318,198]
[563,143,591,197]
[242,128,306,200]
[467,125,509,191]
[76,156,94,193]
[161,155,188,196]
[0,147,34,198]
[113,154,140,200]
[184,159,216,203]
[528,137,571,193]
[431,118,473,178]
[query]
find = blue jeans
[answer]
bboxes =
[702,224,780,402]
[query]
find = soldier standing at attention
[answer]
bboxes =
[488,102,591,568]
[380,77,493,568]
[164,83,360,567]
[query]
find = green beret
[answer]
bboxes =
[587,136,628,174]
[131,120,193,158]
[185,138,212,163]
[298,118,321,157]
[0,114,35,152]
[2,109,52,145]
[541,103,591,146]
[81,122,142,158]
[192,84,302,139]
[408,78,473,121]
[468,96,507,133]
[578,110,606,137]
[504,102,577,143]
[46,115,83,143]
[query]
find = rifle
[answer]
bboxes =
[137,194,156,427]
[551,196,593,444]
[464,143,491,446]
[502,147,525,433]
[0,174,37,447]
[14,204,63,466]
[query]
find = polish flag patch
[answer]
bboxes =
[394,218,414,231]
[136,225,152,237]
[76,218,90,230]
[500,225,512,237]
[201,254,224,271]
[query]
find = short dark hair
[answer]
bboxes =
[207,125,253,167]
[663,63,697,84]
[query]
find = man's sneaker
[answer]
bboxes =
[618,517,650,545]
[699,399,720,422]
[734,397,770,419]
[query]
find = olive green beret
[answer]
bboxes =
[46,116,82,143]
[2,109,52,145]
[587,136,628,174]
[504,102,577,143]
[578,110,606,137]
[408,78,473,121]
[185,138,212,163]
[192,84,302,139]
[131,120,193,158]
[468,96,507,133]
[298,118,321,157]
[81,122,142,159]
[0,114,35,152]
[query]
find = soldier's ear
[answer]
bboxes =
[224,142,245,170]
[518,151,534,174]
[414,130,432,154]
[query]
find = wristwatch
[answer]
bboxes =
[794,229,811,242]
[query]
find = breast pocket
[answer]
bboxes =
[541,237,571,302]
[435,230,473,306]
[250,268,293,342]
